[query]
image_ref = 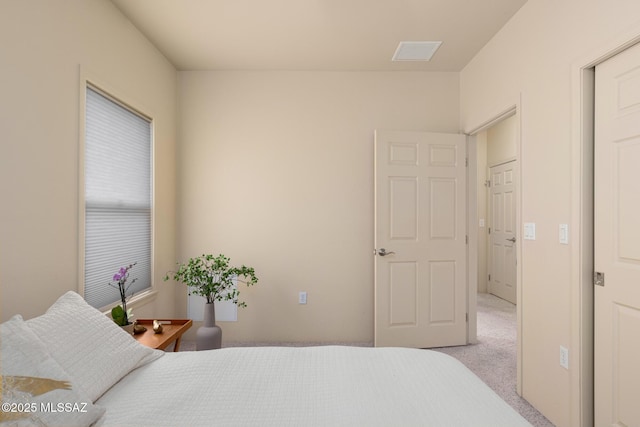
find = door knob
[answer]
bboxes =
[377,248,395,256]
[507,237,516,243]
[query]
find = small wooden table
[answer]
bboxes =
[133,319,192,352]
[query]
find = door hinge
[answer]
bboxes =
[465,235,468,244]
[488,274,491,281]
[465,158,468,167]
[488,227,491,234]
[594,271,605,287]
[466,313,469,322]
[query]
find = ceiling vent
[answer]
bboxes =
[392,41,442,61]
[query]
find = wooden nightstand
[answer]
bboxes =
[133,319,193,352]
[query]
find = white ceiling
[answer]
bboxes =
[110,0,527,71]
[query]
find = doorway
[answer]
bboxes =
[477,116,518,305]
[468,108,522,395]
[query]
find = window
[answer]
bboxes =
[83,85,152,309]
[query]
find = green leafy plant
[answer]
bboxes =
[164,254,258,307]
[111,305,130,327]
[108,263,137,326]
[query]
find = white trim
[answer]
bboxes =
[466,135,478,344]
[487,156,518,169]
[101,289,158,318]
[78,67,87,298]
[466,105,517,136]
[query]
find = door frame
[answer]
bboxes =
[466,102,522,394]
[571,26,640,427]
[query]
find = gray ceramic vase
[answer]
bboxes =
[197,302,222,350]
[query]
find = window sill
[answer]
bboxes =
[102,288,158,318]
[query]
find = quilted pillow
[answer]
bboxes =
[1,315,105,427]
[25,291,163,402]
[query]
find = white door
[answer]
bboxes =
[488,161,517,304]
[594,41,640,426]
[374,130,467,348]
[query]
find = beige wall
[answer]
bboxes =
[460,0,640,425]
[177,71,460,343]
[487,115,517,166]
[0,0,177,322]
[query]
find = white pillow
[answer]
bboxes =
[25,291,163,402]
[1,315,106,427]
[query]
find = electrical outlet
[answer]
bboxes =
[299,291,307,305]
[560,346,569,369]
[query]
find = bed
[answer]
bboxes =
[1,292,532,427]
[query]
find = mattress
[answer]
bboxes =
[94,346,531,427]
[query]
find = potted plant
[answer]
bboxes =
[165,254,258,350]
[108,262,137,333]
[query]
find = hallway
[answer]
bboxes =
[433,293,554,426]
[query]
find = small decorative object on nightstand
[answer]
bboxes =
[152,320,163,334]
[132,321,147,335]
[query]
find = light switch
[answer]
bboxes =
[559,224,569,244]
[479,218,485,227]
[524,223,536,240]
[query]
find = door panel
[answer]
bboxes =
[488,161,517,304]
[374,130,467,348]
[389,262,418,326]
[429,260,456,323]
[430,178,457,238]
[594,41,640,427]
[390,177,418,239]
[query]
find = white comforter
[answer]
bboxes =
[95,346,531,427]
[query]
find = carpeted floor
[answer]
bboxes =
[432,293,554,427]
[180,292,553,426]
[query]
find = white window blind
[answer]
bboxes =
[84,86,152,309]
